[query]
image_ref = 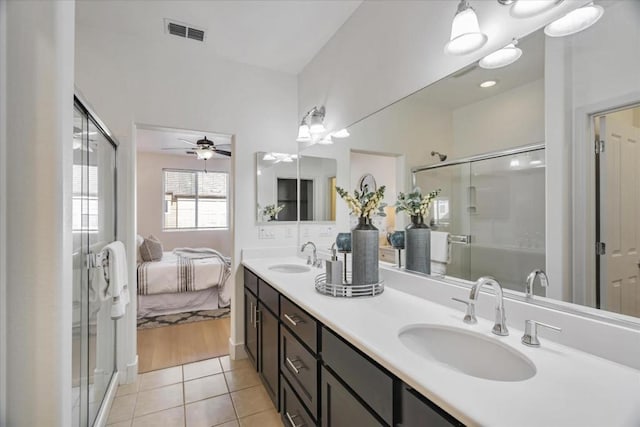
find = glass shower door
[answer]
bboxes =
[72,101,117,427]
[414,163,471,280]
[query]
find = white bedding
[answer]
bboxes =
[137,251,230,306]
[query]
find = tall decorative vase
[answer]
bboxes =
[351,217,379,285]
[405,215,431,274]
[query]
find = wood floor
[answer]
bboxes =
[137,317,230,373]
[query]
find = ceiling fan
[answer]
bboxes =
[162,136,232,158]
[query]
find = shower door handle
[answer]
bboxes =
[448,234,471,245]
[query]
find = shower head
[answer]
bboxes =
[431,151,447,162]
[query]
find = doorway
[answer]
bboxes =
[595,105,640,317]
[134,125,234,372]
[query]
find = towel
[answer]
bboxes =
[430,231,450,263]
[101,240,130,319]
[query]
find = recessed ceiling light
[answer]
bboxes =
[479,40,522,69]
[510,0,564,19]
[544,3,604,37]
[480,80,497,88]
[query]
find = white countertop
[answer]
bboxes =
[242,256,640,427]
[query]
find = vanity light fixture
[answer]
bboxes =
[544,2,604,37]
[479,39,522,69]
[262,153,276,161]
[479,80,497,88]
[509,0,564,19]
[444,0,488,56]
[297,106,326,142]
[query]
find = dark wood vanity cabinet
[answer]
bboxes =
[243,267,463,427]
[243,269,280,406]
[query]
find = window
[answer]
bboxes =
[163,169,228,230]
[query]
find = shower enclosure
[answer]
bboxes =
[413,144,546,294]
[72,96,118,427]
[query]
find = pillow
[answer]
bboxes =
[139,235,163,262]
[136,234,144,263]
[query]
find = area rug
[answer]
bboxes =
[137,308,230,330]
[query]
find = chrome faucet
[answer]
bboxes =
[469,276,509,336]
[301,241,321,268]
[525,269,548,298]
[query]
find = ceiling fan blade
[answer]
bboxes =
[213,143,232,149]
[214,149,232,157]
[186,151,197,155]
[162,147,192,150]
[178,138,198,146]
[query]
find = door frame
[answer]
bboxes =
[572,91,640,310]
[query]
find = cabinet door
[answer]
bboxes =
[259,302,279,406]
[244,289,259,369]
[320,366,383,427]
[398,384,463,427]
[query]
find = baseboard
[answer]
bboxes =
[124,355,138,384]
[93,371,119,427]
[228,337,247,360]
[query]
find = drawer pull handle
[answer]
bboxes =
[284,313,304,326]
[285,357,304,374]
[253,305,260,328]
[285,411,304,427]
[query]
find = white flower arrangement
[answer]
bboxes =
[336,185,387,219]
[262,204,284,218]
[395,188,441,218]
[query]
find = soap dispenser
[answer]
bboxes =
[326,243,343,285]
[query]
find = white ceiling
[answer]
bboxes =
[136,126,232,159]
[75,0,362,74]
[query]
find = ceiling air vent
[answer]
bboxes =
[164,19,206,42]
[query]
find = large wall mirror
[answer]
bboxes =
[339,0,640,325]
[298,155,337,222]
[256,152,298,223]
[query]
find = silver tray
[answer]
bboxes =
[314,273,384,298]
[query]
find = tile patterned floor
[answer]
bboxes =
[107,356,284,427]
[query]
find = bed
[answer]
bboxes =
[136,248,231,318]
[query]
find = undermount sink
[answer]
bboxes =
[398,324,536,382]
[268,264,311,274]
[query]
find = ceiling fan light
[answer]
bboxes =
[544,3,603,37]
[444,1,488,56]
[510,0,563,19]
[197,150,213,160]
[479,41,522,69]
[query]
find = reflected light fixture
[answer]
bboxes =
[510,158,520,168]
[444,0,488,56]
[480,80,497,88]
[297,106,326,141]
[510,0,564,19]
[331,128,350,138]
[479,39,522,69]
[544,2,603,37]
[263,153,276,161]
[318,135,333,145]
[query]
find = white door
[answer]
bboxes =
[600,113,640,317]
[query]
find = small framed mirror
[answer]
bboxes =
[256,152,298,223]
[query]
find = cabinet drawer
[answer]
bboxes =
[281,376,316,427]
[259,279,279,315]
[321,366,383,427]
[321,327,393,425]
[398,384,463,427]
[281,326,318,420]
[280,296,318,353]
[244,267,258,295]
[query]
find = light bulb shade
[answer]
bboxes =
[297,124,311,142]
[197,150,214,160]
[510,0,563,19]
[445,4,488,55]
[263,153,276,161]
[479,42,522,69]
[544,3,603,37]
[318,135,333,145]
[309,109,326,134]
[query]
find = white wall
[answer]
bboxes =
[452,79,545,157]
[137,151,232,252]
[4,1,75,425]
[75,19,299,364]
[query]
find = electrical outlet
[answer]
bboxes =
[258,227,275,239]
